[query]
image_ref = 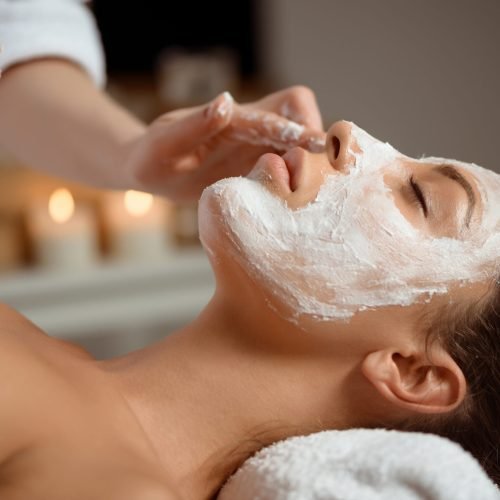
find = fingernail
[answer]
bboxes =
[205,91,234,120]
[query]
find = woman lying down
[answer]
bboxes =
[0,121,498,500]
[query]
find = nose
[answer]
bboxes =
[326,121,357,173]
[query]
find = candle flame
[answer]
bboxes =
[48,188,75,223]
[124,190,153,217]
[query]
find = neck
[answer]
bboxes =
[99,292,358,499]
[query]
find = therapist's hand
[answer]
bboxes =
[122,86,325,202]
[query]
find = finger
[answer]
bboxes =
[255,86,324,131]
[151,91,234,157]
[227,107,326,153]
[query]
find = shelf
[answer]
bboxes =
[0,249,214,339]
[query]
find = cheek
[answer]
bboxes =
[384,173,433,237]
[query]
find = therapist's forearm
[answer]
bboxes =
[0,59,146,189]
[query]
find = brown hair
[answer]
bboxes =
[398,279,500,486]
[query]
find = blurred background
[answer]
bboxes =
[0,0,498,358]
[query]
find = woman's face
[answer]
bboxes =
[199,121,500,323]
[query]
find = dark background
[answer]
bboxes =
[93,1,258,77]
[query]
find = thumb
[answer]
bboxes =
[152,92,234,157]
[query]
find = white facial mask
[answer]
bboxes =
[200,123,500,321]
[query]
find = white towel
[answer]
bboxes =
[218,428,499,500]
[0,0,105,87]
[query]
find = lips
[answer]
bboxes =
[247,153,291,192]
[247,148,307,194]
[282,157,296,191]
[281,147,305,192]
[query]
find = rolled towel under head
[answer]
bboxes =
[218,428,499,500]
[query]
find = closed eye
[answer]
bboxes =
[409,175,428,217]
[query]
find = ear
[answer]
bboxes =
[361,347,466,415]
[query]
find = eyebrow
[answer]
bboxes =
[433,164,476,229]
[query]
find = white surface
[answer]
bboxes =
[0,250,214,339]
[220,429,500,500]
[0,0,105,86]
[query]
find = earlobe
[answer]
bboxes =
[361,348,466,416]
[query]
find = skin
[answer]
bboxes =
[0,59,325,201]
[0,121,490,499]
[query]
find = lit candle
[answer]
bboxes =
[103,190,172,260]
[28,188,99,269]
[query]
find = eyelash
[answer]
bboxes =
[409,175,428,217]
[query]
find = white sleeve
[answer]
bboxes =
[0,0,105,87]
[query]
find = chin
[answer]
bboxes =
[198,179,288,314]
[198,181,239,266]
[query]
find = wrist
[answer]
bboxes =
[114,130,148,192]
[94,96,147,191]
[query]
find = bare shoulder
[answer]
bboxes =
[0,305,180,500]
[0,304,90,464]
[0,302,91,362]
[0,305,50,463]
